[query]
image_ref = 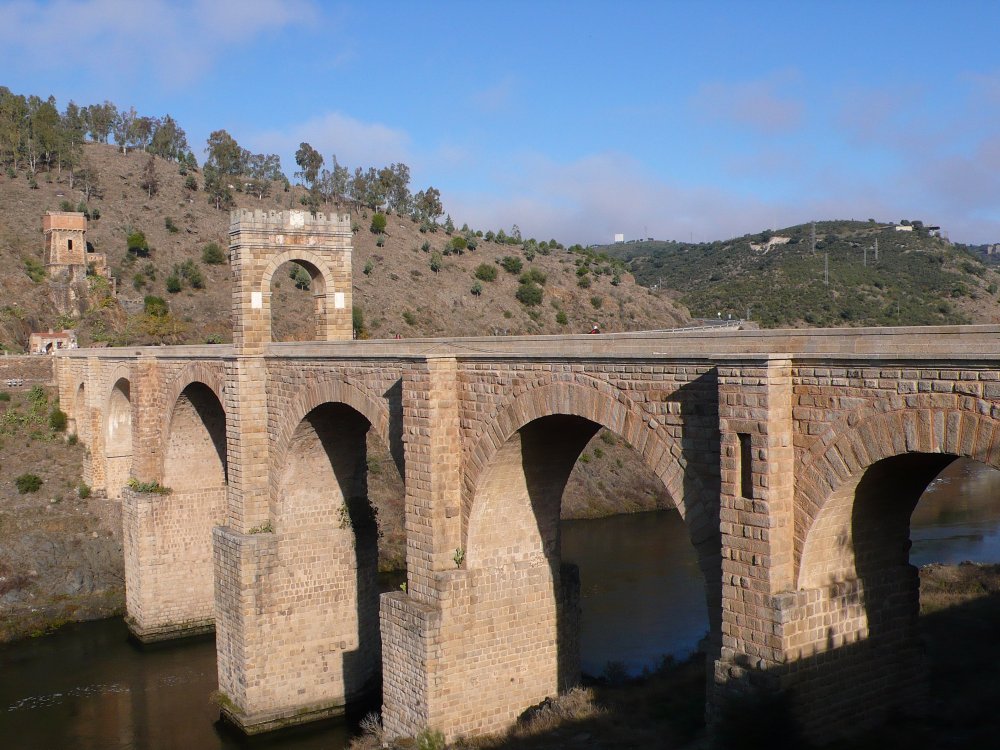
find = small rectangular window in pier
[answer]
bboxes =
[67,239,73,251]
[738,432,752,498]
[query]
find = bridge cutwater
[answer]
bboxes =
[54,210,1000,742]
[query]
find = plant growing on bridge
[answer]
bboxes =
[127,478,172,494]
[248,520,273,534]
[49,407,67,431]
[453,547,465,568]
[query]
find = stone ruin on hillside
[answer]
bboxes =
[42,211,114,315]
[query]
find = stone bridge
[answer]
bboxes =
[53,211,1000,741]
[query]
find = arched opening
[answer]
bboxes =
[461,413,713,736]
[269,259,327,343]
[795,449,1000,738]
[163,382,227,489]
[263,401,402,711]
[561,427,708,679]
[105,378,132,500]
[124,381,228,639]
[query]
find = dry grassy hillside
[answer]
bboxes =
[0,143,688,350]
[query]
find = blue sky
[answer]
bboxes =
[3,0,1000,245]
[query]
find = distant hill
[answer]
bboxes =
[595,220,1000,328]
[0,143,688,351]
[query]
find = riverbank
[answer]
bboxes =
[351,562,1000,750]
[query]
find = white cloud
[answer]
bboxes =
[248,111,411,173]
[0,0,317,87]
[690,70,804,134]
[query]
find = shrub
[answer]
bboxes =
[49,407,67,431]
[577,276,592,289]
[500,256,523,274]
[132,273,146,290]
[520,268,547,285]
[466,236,478,251]
[60,199,73,212]
[127,478,172,494]
[164,217,179,234]
[430,251,443,272]
[402,310,416,326]
[126,230,149,256]
[144,295,169,317]
[364,260,374,275]
[165,274,182,293]
[352,306,366,338]
[206,333,224,344]
[0,392,10,402]
[556,310,568,325]
[450,236,467,253]
[370,212,387,234]
[471,281,483,296]
[90,207,101,220]
[202,242,225,265]
[184,175,198,191]
[177,259,204,289]
[78,483,91,499]
[421,241,431,253]
[516,281,543,306]
[24,257,46,282]
[290,264,311,290]
[590,295,603,309]
[15,474,42,494]
[474,263,497,282]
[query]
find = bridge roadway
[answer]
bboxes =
[53,323,1000,741]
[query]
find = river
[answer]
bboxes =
[3,458,1000,748]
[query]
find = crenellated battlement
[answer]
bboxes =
[229,209,350,233]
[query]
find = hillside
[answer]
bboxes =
[597,220,1000,328]
[0,143,688,351]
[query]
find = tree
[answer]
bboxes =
[203,165,233,210]
[83,101,117,144]
[112,106,138,153]
[202,242,226,265]
[245,152,281,200]
[149,114,189,161]
[78,159,102,200]
[516,280,543,306]
[380,162,411,213]
[370,212,387,234]
[294,142,323,192]
[140,155,159,198]
[413,187,443,223]
[205,129,246,176]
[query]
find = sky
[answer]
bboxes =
[3,0,1000,245]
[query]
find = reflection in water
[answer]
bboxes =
[911,459,1000,566]
[561,510,708,677]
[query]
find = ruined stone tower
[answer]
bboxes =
[42,211,111,315]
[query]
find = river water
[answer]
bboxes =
[3,458,1000,748]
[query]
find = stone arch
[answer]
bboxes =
[261,398,385,712]
[104,370,133,500]
[269,376,394,503]
[159,362,225,479]
[162,381,227,490]
[454,376,720,735]
[260,249,338,344]
[796,392,1000,586]
[464,376,713,549]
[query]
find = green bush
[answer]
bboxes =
[364,260,374,275]
[202,243,226,265]
[165,274,182,293]
[471,281,483,296]
[15,473,42,494]
[590,295,603,309]
[577,276,592,289]
[516,281,543,306]
[49,407,67,431]
[370,212,387,234]
[290,264,311,290]
[184,175,198,191]
[144,295,169,317]
[520,268,547,285]
[24,257,46,282]
[430,251,443,272]
[127,230,149,256]
[556,310,568,325]
[0,392,10,402]
[60,199,73,212]
[402,310,416,326]
[78,483,91,499]
[352,306,366,338]
[500,256,523,274]
[164,217,179,234]
[474,263,498,282]
[450,236,468,253]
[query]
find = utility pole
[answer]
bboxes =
[811,221,816,254]
[874,237,879,262]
